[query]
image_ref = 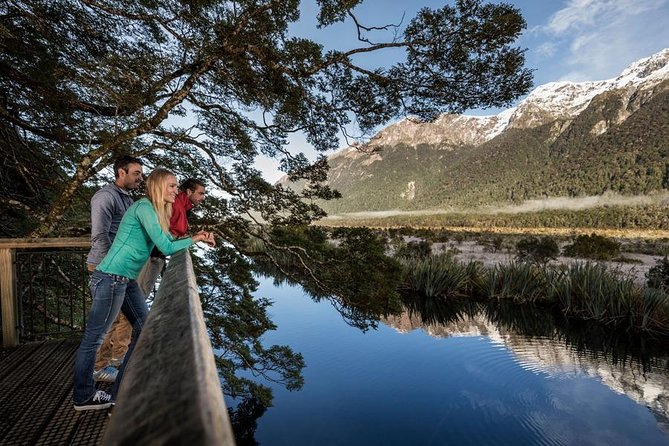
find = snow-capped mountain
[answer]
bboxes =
[312,47,669,214]
[359,47,669,149]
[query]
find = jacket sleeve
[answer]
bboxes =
[135,201,193,255]
[169,199,189,237]
[88,191,115,265]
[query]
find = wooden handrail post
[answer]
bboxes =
[0,248,17,347]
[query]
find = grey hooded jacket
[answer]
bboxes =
[86,183,134,266]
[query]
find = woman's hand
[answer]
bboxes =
[193,230,216,247]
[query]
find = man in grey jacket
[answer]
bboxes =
[87,155,144,382]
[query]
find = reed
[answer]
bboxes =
[639,287,669,334]
[400,255,669,335]
[548,262,638,325]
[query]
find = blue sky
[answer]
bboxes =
[256,0,669,181]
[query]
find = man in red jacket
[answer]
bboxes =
[169,178,206,238]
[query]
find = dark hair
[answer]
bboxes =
[113,155,144,179]
[180,178,205,192]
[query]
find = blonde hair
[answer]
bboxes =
[145,168,174,232]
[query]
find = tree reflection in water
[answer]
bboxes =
[203,227,404,444]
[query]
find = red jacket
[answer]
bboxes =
[170,192,193,237]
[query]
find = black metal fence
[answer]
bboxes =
[15,249,90,341]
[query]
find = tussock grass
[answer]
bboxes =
[399,254,480,299]
[400,255,669,335]
[549,262,637,323]
[484,262,548,302]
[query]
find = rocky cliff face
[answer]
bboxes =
[362,48,669,150]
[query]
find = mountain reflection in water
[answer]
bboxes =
[384,297,669,435]
[251,276,669,446]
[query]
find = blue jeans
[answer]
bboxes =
[73,271,147,404]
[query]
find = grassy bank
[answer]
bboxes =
[317,204,669,237]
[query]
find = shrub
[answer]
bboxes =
[562,234,620,260]
[395,240,432,259]
[515,236,559,265]
[482,235,505,253]
[646,256,669,291]
[453,233,466,244]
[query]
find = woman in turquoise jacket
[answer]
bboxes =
[73,168,215,411]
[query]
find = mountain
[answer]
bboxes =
[291,48,669,215]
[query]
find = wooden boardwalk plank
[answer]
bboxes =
[0,341,66,435]
[2,341,78,445]
[0,342,42,381]
[0,341,57,391]
[0,340,109,446]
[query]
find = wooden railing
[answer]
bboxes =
[1,238,235,444]
[102,249,235,445]
[0,238,90,347]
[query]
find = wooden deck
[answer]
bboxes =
[0,339,110,446]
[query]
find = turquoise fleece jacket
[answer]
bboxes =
[97,198,193,279]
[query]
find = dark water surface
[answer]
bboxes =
[249,277,669,446]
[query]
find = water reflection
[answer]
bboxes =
[384,295,669,434]
[253,258,401,331]
[249,259,669,445]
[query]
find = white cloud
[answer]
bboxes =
[536,42,557,57]
[546,0,606,34]
[546,0,665,35]
[538,0,669,81]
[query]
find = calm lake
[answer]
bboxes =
[241,276,669,446]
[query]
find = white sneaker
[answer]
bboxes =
[93,366,118,382]
[74,390,113,411]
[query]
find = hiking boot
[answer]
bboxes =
[74,390,113,411]
[93,366,118,383]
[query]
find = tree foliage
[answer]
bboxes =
[251,225,404,331]
[0,1,531,439]
[515,236,559,265]
[646,256,669,292]
[563,234,621,261]
[0,0,531,236]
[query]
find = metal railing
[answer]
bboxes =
[16,249,90,340]
[0,238,90,347]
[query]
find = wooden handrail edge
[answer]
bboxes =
[101,249,235,445]
[0,238,90,249]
